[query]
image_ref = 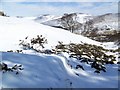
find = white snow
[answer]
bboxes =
[76,13,93,23]
[35,14,61,23]
[1,52,118,88]
[94,21,118,30]
[0,16,118,88]
[35,13,93,28]
[0,16,100,51]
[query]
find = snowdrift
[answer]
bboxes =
[1,52,118,88]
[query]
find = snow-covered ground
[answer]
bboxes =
[0,16,100,52]
[35,14,61,23]
[0,16,118,88]
[1,52,118,88]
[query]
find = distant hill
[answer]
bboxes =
[34,13,119,32]
[34,13,120,42]
[90,13,119,31]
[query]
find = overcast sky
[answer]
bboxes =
[0,0,119,16]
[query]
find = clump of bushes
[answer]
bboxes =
[19,35,47,52]
[0,63,24,75]
[18,35,117,73]
[53,42,116,73]
[7,50,23,53]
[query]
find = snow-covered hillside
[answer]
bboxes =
[92,13,119,30]
[76,13,93,23]
[35,13,92,27]
[0,16,99,51]
[35,14,61,23]
[1,52,118,88]
[0,16,118,88]
[35,13,119,33]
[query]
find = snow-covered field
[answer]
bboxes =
[0,16,118,88]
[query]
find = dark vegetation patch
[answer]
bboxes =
[5,35,119,74]
[0,63,24,75]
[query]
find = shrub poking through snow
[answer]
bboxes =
[7,50,23,53]
[75,65,84,70]
[54,42,116,73]
[18,35,117,73]
[19,35,47,52]
[30,35,47,48]
[0,63,24,74]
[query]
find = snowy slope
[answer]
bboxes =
[35,13,119,33]
[0,16,118,88]
[0,16,100,52]
[1,52,118,88]
[76,13,93,23]
[35,13,92,27]
[91,13,119,30]
[35,14,61,23]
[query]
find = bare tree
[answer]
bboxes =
[89,27,99,37]
[82,19,94,35]
[60,13,81,33]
